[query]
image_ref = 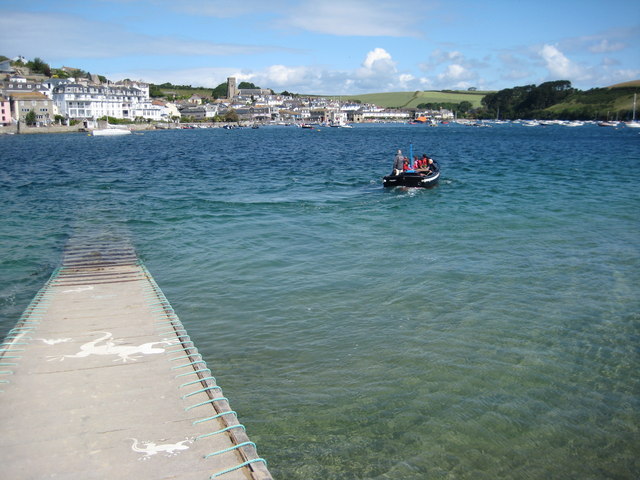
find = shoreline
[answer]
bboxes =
[0,122,246,135]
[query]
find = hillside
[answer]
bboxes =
[607,80,640,88]
[544,85,639,120]
[331,90,488,109]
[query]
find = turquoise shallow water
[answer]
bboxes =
[1,124,639,479]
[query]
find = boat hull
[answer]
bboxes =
[383,170,440,188]
[91,128,131,136]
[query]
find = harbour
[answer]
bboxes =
[1,123,638,478]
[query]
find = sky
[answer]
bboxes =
[1,0,639,94]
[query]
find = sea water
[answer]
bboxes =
[1,124,638,479]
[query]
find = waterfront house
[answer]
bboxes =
[0,96,11,125]
[52,82,160,121]
[178,105,207,120]
[10,91,55,125]
[152,100,181,121]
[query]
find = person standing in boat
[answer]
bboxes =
[392,150,404,175]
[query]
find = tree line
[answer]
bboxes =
[1,55,106,83]
[416,101,474,115]
[479,80,638,120]
[150,81,266,100]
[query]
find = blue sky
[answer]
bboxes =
[1,0,639,94]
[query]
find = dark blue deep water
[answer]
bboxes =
[1,124,639,479]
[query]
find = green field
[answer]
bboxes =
[156,85,490,109]
[329,90,489,108]
[157,87,213,99]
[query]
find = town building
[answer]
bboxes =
[226,77,271,99]
[187,94,203,105]
[152,100,181,121]
[0,76,50,97]
[10,91,55,125]
[52,82,162,121]
[178,103,219,120]
[0,96,11,125]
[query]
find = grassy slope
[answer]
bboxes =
[607,80,640,88]
[157,87,213,98]
[331,90,488,108]
[160,83,638,116]
[546,84,640,115]
[160,88,488,109]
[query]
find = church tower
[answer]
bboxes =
[227,77,237,99]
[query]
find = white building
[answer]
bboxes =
[359,109,411,122]
[52,82,161,120]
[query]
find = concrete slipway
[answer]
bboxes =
[0,235,272,480]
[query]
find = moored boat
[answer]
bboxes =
[625,94,639,127]
[91,127,131,136]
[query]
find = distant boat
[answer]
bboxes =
[91,127,131,136]
[597,121,619,127]
[625,93,640,128]
[91,121,131,136]
[330,121,352,128]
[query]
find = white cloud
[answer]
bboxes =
[418,77,434,89]
[533,43,640,88]
[258,65,328,90]
[559,28,635,55]
[104,66,237,88]
[429,49,464,65]
[399,73,415,83]
[438,64,465,80]
[361,48,396,72]
[435,64,475,89]
[538,44,581,78]
[278,0,423,37]
[125,48,418,94]
[589,38,625,54]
